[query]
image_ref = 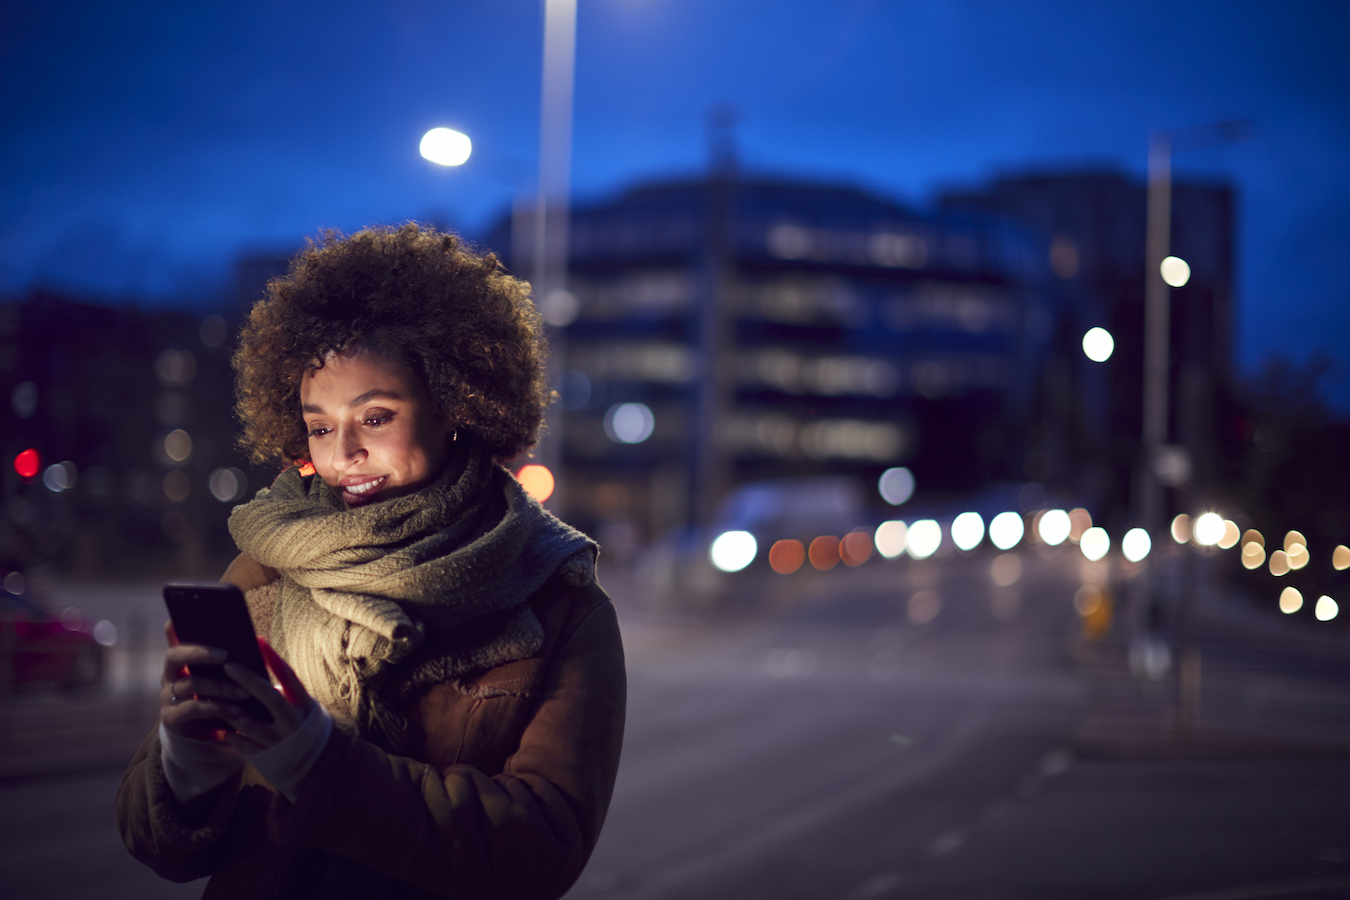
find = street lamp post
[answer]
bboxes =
[1135,121,1248,731]
[530,0,578,510]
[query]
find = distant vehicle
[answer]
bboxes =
[0,571,104,691]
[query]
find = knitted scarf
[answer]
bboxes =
[226,441,595,749]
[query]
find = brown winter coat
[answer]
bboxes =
[115,555,626,900]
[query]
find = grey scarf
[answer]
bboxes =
[227,442,595,749]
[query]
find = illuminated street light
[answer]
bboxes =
[1160,255,1191,288]
[420,128,472,167]
[1082,327,1115,362]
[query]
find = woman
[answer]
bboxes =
[116,224,626,900]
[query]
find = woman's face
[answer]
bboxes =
[299,349,454,508]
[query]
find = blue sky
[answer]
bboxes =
[3,0,1347,404]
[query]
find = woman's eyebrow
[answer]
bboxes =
[301,389,404,414]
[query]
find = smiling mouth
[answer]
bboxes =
[340,476,388,506]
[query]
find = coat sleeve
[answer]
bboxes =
[267,593,627,900]
[114,727,245,883]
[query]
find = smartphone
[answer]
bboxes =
[163,582,274,724]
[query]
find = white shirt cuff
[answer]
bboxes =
[248,702,333,803]
[159,723,244,804]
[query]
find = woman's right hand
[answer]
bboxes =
[159,621,253,743]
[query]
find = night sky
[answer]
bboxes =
[3,0,1347,407]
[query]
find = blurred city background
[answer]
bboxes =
[3,2,1350,898]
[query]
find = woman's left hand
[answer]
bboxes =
[220,638,314,756]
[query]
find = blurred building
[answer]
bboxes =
[0,293,258,579]
[490,174,1061,542]
[939,170,1238,530]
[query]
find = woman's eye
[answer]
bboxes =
[307,425,330,438]
[365,413,393,427]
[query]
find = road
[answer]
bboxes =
[3,548,1350,899]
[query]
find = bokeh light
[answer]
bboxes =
[1217,520,1240,550]
[878,467,915,506]
[516,465,555,502]
[990,553,1022,587]
[1122,528,1152,563]
[42,461,76,493]
[1283,530,1307,553]
[1241,542,1266,570]
[769,539,806,574]
[710,530,757,573]
[163,470,190,502]
[1241,529,1264,548]
[604,403,655,444]
[951,512,984,551]
[874,521,908,558]
[1171,514,1191,544]
[1315,596,1339,621]
[1269,550,1291,576]
[1279,587,1303,614]
[163,429,193,463]
[1068,508,1092,543]
[1081,327,1114,362]
[906,520,941,559]
[93,619,117,646]
[1160,255,1191,287]
[208,468,248,503]
[1334,545,1350,571]
[988,511,1024,550]
[809,535,841,570]
[1193,513,1224,546]
[1287,542,1310,570]
[1037,509,1070,546]
[13,448,40,479]
[840,531,873,567]
[1080,527,1110,562]
[419,127,472,166]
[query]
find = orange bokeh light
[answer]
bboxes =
[13,448,39,480]
[516,465,555,503]
[808,535,841,571]
[768,540,806,575]
[840,531,873,567]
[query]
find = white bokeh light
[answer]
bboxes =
[1080,526,1110,562]
[906,520,942,560]
[604,403,655,444]
[988,512,1024,550]
[1082,327,1115,362]
[874,521,908,558]
[1193,512,1225,547]
[710,531,757,573]
[419,127,472,166]
[878,467,915,506]
[951,512,984,551]
[1160,255,1191,288]
[1037,509,1071,546]
[1315,595,1339,621]
[1122,528,1152,562]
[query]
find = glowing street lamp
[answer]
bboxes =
[420,128,472,167]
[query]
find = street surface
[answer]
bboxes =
[3,547,1350,899]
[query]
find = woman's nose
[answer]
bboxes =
[336,426,367,464]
